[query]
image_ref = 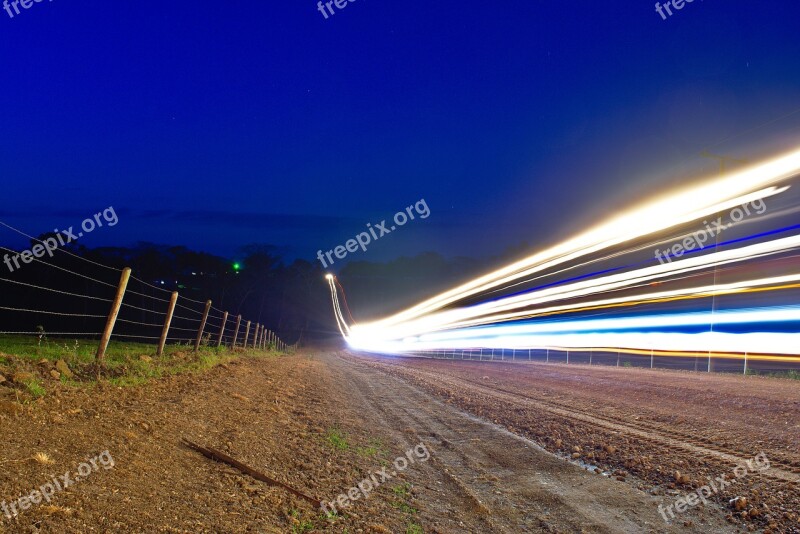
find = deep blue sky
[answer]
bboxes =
[2,0,800,269]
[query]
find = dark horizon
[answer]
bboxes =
[3,1,800,272]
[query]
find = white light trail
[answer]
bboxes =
[327,147,800,361]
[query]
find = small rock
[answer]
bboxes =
[50,370,61,380]
[732,497,748,511]
[55,360,74,379]
[0,374,6,384]
[674,470,690,484]
[0,400,23,415]
[572,452,581,459]
[12,371,34,383]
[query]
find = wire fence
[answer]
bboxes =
[0,222,296,360]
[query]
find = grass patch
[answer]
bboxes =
[24,379,46,398]
[108,375,150,388]
[392,482,412,498]
[0,334,276,392]
[391,481,417,517]
[406,523,423,534]
[746,369,800,380]
[357,438,385,458]
[288,509,315,533]
[326,428,349,451]
[392,501,417,514]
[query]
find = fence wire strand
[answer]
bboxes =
[0,220,122,274]
[0,245,118,289]
[0,276,113,302]
[0,305,105,318]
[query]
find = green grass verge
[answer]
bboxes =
[745,368,800,380]
[326,427,349,451]
[0,334,278,397]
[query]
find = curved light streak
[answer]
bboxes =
[327,147,800,364]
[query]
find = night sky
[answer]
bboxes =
[2,0,800,269]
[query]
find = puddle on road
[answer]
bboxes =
[559,454,612,477]
[454,407,614,477]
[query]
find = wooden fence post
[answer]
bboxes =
[96,267,131,362]
[217,311,228,347]
[193,300,212,353]
[232,315,242,348]
[157,291,178,357]
[253,324,260,349]
[243,321,251,350]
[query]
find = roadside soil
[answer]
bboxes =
[353,353,800,533]
[0,349,788,533]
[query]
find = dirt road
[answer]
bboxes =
[352,353,799,533]
[0,349,773,532]
[323,352,737,533]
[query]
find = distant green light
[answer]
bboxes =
[232,262,241,272]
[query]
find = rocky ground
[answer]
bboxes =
[356,353,800,533]
[0,349,796,532]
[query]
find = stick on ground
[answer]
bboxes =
[181,438,321,508]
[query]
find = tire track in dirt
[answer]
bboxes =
[328,353,737,533]
[360,356,800,486]
[326,354,503,532]
[411,358,800,473]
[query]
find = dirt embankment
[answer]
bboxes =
[356,354,799,534]
[2,349,790,532]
